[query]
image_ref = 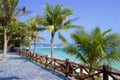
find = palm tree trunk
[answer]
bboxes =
[51,32,55,59]
[2,26,8,61]
[20,43,23,51]
[29,42,31,51]
[33,40,36,53]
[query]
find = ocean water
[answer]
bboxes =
[31,47,78,61]
[31,47,120,70]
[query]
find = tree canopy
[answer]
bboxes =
[64,27,120,67]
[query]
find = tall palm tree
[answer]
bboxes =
[15,21,31,51]
[64,27,120,68]
[37,4,80,59]
[0,0,26,61]
[0,0,19,61]
[26,17,45,53]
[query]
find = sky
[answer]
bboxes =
[17,0,120,44]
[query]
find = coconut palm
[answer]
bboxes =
[15,21,31,51]
[64,27,120,68]
[0,0,26,61]
[26,17,45,53]
[37,4,80,59]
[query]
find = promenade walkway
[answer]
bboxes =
[0,52,70,80]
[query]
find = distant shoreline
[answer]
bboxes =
[31,46,64,48]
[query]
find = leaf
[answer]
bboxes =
[64,45,87,63]
[58,32,67,46]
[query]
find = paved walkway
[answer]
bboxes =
[0,52,70,80]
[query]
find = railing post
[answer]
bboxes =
[20,50,22,55]
[31,53,34,60]
[45,55,48,68]
[103,65,108,80]
[30,52,32,60]
[35,54,38,62]
[53,59,56,71]
[80,66,84,78]
[33,54,36,61]
[16,50,18,54]
[65,58,69,77]
[22,51,24,56]
[20,50,22,56]
[23,51,25,56]
[25,50,28,57]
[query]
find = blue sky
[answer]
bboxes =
[18,0,120,44]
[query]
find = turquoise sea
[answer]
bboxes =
[31,47,120,70]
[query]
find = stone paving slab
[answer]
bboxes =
[0,52,71,80]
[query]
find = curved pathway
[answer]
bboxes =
[0,52,70,80]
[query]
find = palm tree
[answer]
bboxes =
[15,21,31,51]
[37,4,80,59]
[0,0,26,61]
[64,27,120,68]
[26,17,45,53]
[0,0,19,61]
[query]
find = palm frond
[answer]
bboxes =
[64,24,84,30]
[102,29,111,36]
[36,16,49,26]
[64,45,87,63]
[71,31,88,45]
[102,50,120,65]
[38,36,46,41]
[62,8,73,15]
[58,32,67,46]
[10,0,19,12]
[105,33,120,48]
